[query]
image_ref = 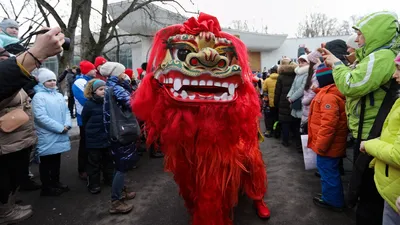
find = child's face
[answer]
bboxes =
[95,86,105,98]
[44,79,57,89]
[393,65,400,84]
[6,27,18,37]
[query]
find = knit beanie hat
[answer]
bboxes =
[298,54,309,63]
[315,63,334,88]
[325,39,348,64]
[94,56,107,68]
[35,68,57,84]
[394,53,400,65]
[99,62,125,77]
[80,60,96,75]
[0,19,19,33]
[347,33,358,50]
[125,68,134,79]
[92,79,106,92]
[307,50,323,64]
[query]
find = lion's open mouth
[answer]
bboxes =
[157,73,241,102]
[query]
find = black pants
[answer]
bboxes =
[39,153,61,188]
[264,107,278,132]
[86,148,114,188]
[78,126,87,174]
[352,142,383,225]
[68,95,75,117]
[0,147,31,203]
[281,117,301,146]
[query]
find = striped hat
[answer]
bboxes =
[315,63,334,88]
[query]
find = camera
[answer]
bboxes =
[33,29,70,51]
[4,29,70,55]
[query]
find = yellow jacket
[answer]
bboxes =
[262,73,279,107]
[365,98,400,212]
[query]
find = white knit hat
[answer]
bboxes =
[99,62,125,77]
[35,68,57,84]
[346,33,358,49]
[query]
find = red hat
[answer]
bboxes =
[136,68,143,79]
[94,56,107,68]
[125,68,133,78]
[80,60,95,75]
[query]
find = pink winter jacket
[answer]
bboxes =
[301,73,318,125]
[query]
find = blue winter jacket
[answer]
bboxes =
[72,75,93,126]
[32,84,71,156]
[103,76,137,172]
[82,97,109,149]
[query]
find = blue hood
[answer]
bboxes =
[34,83,58,94]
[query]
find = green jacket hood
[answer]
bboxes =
[353,11,399,60]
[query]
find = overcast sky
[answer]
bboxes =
[1,0,399,38]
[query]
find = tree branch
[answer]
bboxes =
[35,0,66,30]
[104,32,153,45]
[9,0,17,19]
[16,0,30,20]
[160,0,198,15]
[101,0,108,27]
[36,1,50,27]
[103,40,141,55]
[0,3,11,18]
[107,0,140,28]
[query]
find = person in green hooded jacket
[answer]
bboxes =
[324,11,400,225]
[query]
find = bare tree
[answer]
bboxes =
[297,13,363,38]
[35,0,85,75]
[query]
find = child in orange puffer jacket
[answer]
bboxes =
[307,63,348,211]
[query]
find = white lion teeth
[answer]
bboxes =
[228,84,235,95]
[220,92,228,101]
[180,90,188,99]
[183,79,190,85]
[173,78,182,91]
[163,77,238,101]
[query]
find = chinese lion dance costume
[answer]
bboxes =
[132,13,270,225]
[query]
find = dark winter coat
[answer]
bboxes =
[104,76,137,172]
[82,97,110,149]
[0,57,34,101]
[274,63,297,122]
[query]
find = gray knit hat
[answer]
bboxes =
[0,19,19,33]
[92,80,106,91]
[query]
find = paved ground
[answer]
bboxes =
[18,133,356,225]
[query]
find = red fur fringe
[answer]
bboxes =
[132,28,267,225]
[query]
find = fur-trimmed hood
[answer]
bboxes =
[278,63,297,75]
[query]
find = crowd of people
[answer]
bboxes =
[0,9,400,225]
[0,18,165,225]
[255,11,400,225]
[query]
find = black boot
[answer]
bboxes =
[40,187,63,196]
[20,180,41,191]
[53,182,69,192]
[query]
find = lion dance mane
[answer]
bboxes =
[132,13,267,225]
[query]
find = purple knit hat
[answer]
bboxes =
[307,50,323,64]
